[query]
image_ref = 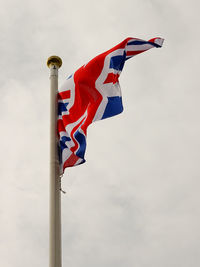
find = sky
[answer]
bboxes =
[0,0,200,266]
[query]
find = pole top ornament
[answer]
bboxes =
[47,56,62,68]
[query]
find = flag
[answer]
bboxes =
[58,37,164,173]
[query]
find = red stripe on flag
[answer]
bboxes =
[71,117,85,153]
[126,50,146,56]
[103,73,119,84]
[58,90,71,100]
[63,153,80,168]
[58,119,65,132]
[148,38,157,43]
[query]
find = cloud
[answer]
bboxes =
[0,0,200,266]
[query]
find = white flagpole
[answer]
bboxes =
[47,56,62,267]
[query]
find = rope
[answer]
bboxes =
[59,174,66,194]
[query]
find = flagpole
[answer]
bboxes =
[47,56,62,267]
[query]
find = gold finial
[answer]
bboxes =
[47,56,62,68]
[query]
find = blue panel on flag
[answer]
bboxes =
[110,54,126,71]
[59,136,71,164]
[74,131,86,159]
[127,40,147,46]
[102,96,123,120]
[127,40,159,48]
[58,102,69,115]
[60,136,71,152]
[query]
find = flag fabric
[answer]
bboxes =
[58,37,164,173]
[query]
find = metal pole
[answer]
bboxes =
[47,56,62,267]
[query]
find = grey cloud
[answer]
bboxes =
[0,0,200,266]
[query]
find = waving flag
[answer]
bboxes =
[58,37,164,173]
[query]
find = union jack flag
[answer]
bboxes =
[58,37,164,173]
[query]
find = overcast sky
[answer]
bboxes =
[0,0,200,266]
